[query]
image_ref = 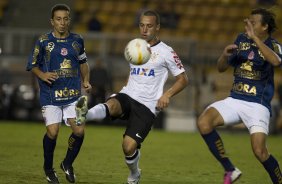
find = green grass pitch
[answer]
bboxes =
[0,121,281,183]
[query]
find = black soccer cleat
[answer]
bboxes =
[44,168,60,184]
[60,162,76,183]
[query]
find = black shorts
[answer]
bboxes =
[109,93,155,146]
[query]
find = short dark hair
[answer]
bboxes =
[251,8,277,34]
[51,4,70,19]
[141,10,160,25]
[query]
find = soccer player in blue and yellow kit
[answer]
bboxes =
[26,4,91,184]
[197,8,282,184]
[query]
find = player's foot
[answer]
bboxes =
[223,167,242,184]
[44,168,60,184]
[60,162,76,183]
[127,169,141,184]
[75,95,88,126]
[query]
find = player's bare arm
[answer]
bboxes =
[244,18,281,66]
[157,72,188,110]
[31,67,58,84]
[217,44,238,73]
[80,62,92,93]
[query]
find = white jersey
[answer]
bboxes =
[120,41,185,115]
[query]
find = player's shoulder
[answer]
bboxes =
[270,37,282,55]
[70,32,84,41]
[153,41,174,53]
[37,33,50,43]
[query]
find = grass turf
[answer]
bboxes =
[0,121,281,183]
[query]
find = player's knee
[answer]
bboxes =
[106,98,122,116]
[72,128,84,137]
[252,146,268,162]
[122,139,137,156]
[197,115,213,134]
[46,130,59,139]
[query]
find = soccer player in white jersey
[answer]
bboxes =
[197,8,282,184]
[76,10,188,183]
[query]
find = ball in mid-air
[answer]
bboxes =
[124,38,151,65]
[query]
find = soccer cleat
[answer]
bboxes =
[75,95,88,126]
[127,169,141,184]
[44,168,60,184]
[60,162,76,183]
[223,167,242,184]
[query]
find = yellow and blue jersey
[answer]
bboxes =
[26,32,87,106]
[228,33,282,113]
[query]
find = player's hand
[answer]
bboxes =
[83,81,92,93]
[41,72,58,85]
[244,18,256,39]
[156,94,170,111]
[223,44,238,57]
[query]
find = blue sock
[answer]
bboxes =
[63,133,84,166]
[262,155,282,184]
[201,130,234,171]
[43,134,56,170]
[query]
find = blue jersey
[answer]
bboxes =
[26,32,87,106]
[228,33,282,113]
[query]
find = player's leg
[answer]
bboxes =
[123,135,141,184]
[197,98,242,183]
[42,106,62,183]
[76,94,123,125]
[250,131,282,183]
[197,107,236,172]
[123,100,154,184]
[60,102,85,183]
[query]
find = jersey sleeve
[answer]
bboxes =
[77,36,87,64]
[165,49,185,76]
[272,41,282,66]
[26,37,44,71]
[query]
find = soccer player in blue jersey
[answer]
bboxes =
[197,8,282,184]
[26,4,91,184]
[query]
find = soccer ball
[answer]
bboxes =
[124,38,151,65]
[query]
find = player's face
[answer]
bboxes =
[249,14,268,36]
[51,10,70,37]
[139,15,160,45]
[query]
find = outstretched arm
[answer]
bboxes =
[156,72,188,110]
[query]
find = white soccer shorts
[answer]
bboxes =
[208,97,270,135]
[41,101,77,126]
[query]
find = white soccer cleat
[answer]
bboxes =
[75,95,88,126]
[223,167,242,184]
[127,169,141,184]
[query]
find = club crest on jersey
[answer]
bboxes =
[248,51,254,60]
[61,48,68,56]
[130,67,155,77]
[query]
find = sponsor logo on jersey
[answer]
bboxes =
[60,59,72,69]
[130,67,155,76]
[232,82,257,95]
[55,87,80,99]
[171,51,183,69]
[47,42,55,52]
[61,48,68,56]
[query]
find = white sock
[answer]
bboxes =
[125,149,141,179]
[86,103,107,120]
